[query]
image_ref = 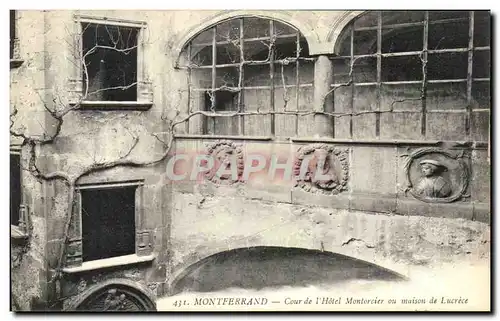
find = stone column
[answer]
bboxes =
[313,55,334,138]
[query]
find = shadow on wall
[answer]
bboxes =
[170,246,407,295]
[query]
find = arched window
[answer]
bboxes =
[180,17,314,137]
[332,11,490,141]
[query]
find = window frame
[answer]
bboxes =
[180,17,315,137]
[69,15,153,110]
[330,10,491,139]
[64,180,154,271]
[10,10,24,68]
[10,147,28,239]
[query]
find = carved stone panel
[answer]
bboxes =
[293,144,349,195]
[403,147,470,203]
[205,140,244,185]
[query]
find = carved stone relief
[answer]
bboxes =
[205,140,244,185]
[66,279,156,311]
[403,147,470,203]
[293,144,349,195]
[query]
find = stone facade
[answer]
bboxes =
[10,10,490,311]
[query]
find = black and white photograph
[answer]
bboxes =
[8,8,491,312]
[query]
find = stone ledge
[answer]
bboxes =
[473,203,491,224]
[10,59,24,69]
[62,254,155,274]
[73,101,153,111]
[291,188,350,209]
[174,134,273,141]
[395,199,474,220]
[350,194,396,213]
[11,225,28,241]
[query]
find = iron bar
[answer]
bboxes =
[269,20,275,136]
[466,11,475,137]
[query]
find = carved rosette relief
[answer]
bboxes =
[205,140,244,185]
[403,147,470,203]
[67,280,156,311]
[293,144,349,195]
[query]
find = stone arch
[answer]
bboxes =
[168,246,407,295]
[325,10,365,54]
[172,10,319,68]
[65,278,156,311]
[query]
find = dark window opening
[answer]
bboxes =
[81,186,136,262]
[10,10,16,60]
[10,154,21,226]
[82,23,139,102]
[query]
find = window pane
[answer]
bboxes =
[353,57,377,82]
[81,187,136,262]
[353,85,377,112]
[426,82,468,111]
[428,21,469,49]
[274,36,300,60]
[10,10,15,59]
[353,29,377,55]
[472,81,490,109]
[191,28,213,45]
[428,10,469,21]
[191,45,212,66]
[191,68,213,88]
[216,43,240,64]
[10,154,21,226]
[244,65,270,87]
[215,66,240,88]
[216,19,240,42]
[382,26,423,53]
[382,55,422,81]
[336,32,351,56]
[274,21,298,36]
[82,23,138,101]
[382,11,425,25]
[473,50,490,78]
[243,17,270,39]
[332,58,351,84]
[354,12,378,29]
[427,52,468,80]
[381,83,422,111]
[474,11,491,47]
[244,40,271,61]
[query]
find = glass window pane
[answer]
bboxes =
[243,17,270,39]
[428,21,469,49]
[191,45,212,66]
[244,40,270,61]
[353,57,377,82]
[474,12,491,47]
[216,19,241,42]
[382,26,423,53]
[353,29,377,55]
[382,55,422,81]
[426,82,468,110]
[381,83,422,111]
[354,12,378,29]
[427,52,468,80]
[472,81,491,109]
[332,58,351,84]
[216,43,240,64]
[382,11,425,25]
[473,50,490,78]
[428,10,469,21]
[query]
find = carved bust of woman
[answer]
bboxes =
[414,159,452,198]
